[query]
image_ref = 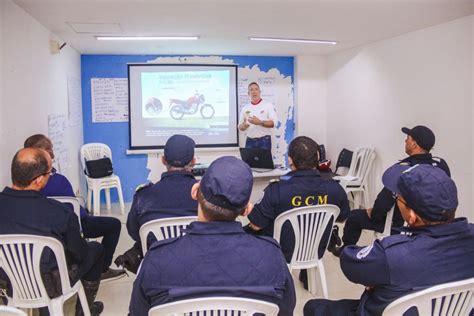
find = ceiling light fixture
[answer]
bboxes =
[249,37,337,45]
[96,36,199,41]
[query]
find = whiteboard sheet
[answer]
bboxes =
[91,78,129,123]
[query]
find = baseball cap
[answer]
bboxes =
[401,125,435,151]
[163,134,195,167]
[200,156,253,212]
[382,163,458,221]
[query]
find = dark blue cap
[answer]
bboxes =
[164,134,195,167]
[382,163,458,221]
[200,156,253,212]
[402,125,435,151]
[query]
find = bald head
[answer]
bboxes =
[11,148,51,188]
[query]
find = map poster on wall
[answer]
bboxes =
[91,78,129,123]
[47,114,68,173]
[67,76,82,127]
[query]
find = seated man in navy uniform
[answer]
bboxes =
[118,135,198,272]
[304,164,474,316]
[129,156,296,316]
[245,136,350,286]
[0,148,105,315]
[24,134,126,283]
[330,125,451,256]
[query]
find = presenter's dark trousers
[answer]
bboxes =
[82,215,121,272]
[245,135,271,150]
[304,299,359,316]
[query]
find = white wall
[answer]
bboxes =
[295,56,328,146]
[325,16,473,220]
[0,1,5,188]
[0,0,84,193]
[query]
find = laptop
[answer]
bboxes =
[239,148,275,172]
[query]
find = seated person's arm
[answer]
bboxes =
[280,263,297,316]
[370,187,396,221]
[246,185,277,234]
[340,241,390,287]
[129,264,151,315]
[126,196,141,242]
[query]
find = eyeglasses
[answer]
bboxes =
[392,192,408,207]
[32,167,57,181]
[46,167,57,176]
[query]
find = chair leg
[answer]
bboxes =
[307,267,318,296]
[87,189,92,212]
[116,181,125,215]
[93,188,101,216]
[363,188,370,209]
[317,261,329,299]
[77,284,91,316]
[49,298,65,316]
[105,188,111,211]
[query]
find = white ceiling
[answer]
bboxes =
[13,0,474,56]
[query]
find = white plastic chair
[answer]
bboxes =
[0,235,90,316]
[333,147,375,209]
[0,306,28,316]
[148,297,279,315]
[48,196,82,231]
[139,216,198,255]
[80,143,125,216]
[273,205,340,298]
[382,278,474,316]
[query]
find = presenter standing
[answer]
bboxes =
[238,82,277,150]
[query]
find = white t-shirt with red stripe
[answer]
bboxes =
[239,99,277,138]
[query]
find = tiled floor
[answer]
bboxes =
[95,204,372,316]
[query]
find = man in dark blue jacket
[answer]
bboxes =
[0,148,105,315]
[126,134,198,244]
[330,125,451,256]
[304,164,474,316]
[24,134,125,283]
[245,136,349,289]
[129,156,296,316]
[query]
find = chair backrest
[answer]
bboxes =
[382,278,474,316]
[0,306,28,316]
[335,148,353,173]
[345,147,375,186]
[0,235,73,307]
[48,196,82,230]
[273,205,340,270]
[139,216,198,255]
[80,143,113,172]
[148,297,279,316]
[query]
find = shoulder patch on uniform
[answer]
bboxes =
[148,236,179,251]
[279,175,292,181]
[356,244,374,259]
[135,182,152,192]
[255,235,281,248]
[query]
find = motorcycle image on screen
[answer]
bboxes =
[145,97,163,116]
[169,93,215,120]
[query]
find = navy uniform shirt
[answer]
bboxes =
[129,221,296,316]
[248,169,350,260]
[340,218,474,316]
[0,187,88,271]
[126,171,198,242]
[371,154,451,224]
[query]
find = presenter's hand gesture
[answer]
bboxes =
[248,115,262,126]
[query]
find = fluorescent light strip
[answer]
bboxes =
[96,36,199,41]
[249,37,337,45]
